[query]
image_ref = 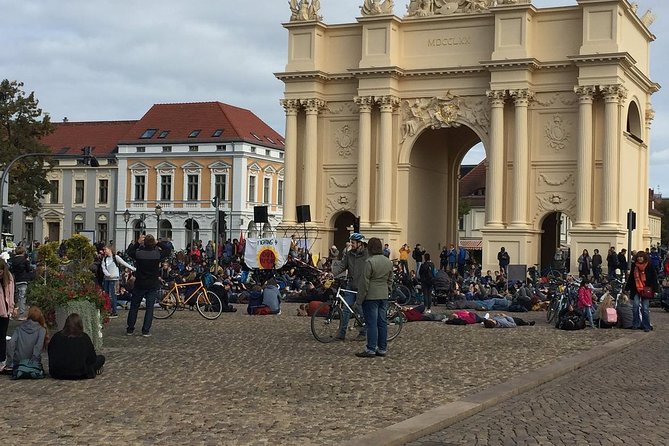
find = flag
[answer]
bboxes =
[238,230,246,255]
[244,238,292,269]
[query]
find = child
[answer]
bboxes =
[577,279,595,328]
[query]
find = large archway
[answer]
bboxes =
[405,126,483,257]
[332,211,355,253]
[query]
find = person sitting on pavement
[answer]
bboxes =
[594,294,616,329]
[483,313,535,328]
[4,306,48,377]
[556,304,586,330]
[48,313,105,379]
[616,294,634,329]
[261,278,281,315]
[209,279,237,312]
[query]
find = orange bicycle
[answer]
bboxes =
[154,280,222,320]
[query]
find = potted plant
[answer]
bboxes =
[27,235,111,350]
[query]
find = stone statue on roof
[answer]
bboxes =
[405,0,526,18]
[289,0,322,22]
[361,0,394,16]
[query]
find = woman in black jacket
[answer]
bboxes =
[48,313,105,379]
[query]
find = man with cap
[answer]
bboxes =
[331,233,369,340]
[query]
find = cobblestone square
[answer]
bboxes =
[2,304,633,445]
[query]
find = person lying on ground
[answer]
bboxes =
[444,310,485,325]
[483,313,535,328]
[402,304,451,322]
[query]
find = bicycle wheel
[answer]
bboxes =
[154,289,178,319]
[392,284,412,305]
[196,291,223,320]
[310,301,343,343]
[546,298,558,323]
[386,304,405,341]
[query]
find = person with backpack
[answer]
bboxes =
[418,253,435,312]
[9,246,33,321]
[594,294,617,328]
[101,244,136,318]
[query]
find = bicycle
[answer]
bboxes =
[546,278,580,324]
[154,280,223,320]
[310,286,406,343]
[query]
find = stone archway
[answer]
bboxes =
[278,0,658,272]
[332,211,356,253]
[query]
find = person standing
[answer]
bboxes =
[606,247,618,280]
[497,247,510,276]
[355,237,393,358]
[101,244,136,318]
[418,253,435,312]
[412,244,425,276]
[126,234,172,337]
[398,243,411,275]
[447,244,457,271]
[0,258,15,371]
[331,233,368,341]
[382,243,391,258]
[591,249,603,283]
[618,249,628,280]
[9,246,32,320]
[577,249,591,280]
[625,250,658,332]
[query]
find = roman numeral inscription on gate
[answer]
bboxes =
[427,36,472,47]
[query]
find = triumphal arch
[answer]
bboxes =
[277,0,659,271]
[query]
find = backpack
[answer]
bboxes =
[13,359,45,380]
[201,272,215,289]
[558,313,586,330]
[602,307,617,324]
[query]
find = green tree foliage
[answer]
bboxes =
[0,79,54,213]
[458,199,472,219]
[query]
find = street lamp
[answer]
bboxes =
[155,204,162,240]
[123,209,131,252]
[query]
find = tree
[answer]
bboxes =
[458,199,472,220]
[0,79,54,214]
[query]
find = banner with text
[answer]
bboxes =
[244,238,292,270]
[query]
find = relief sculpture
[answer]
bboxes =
[334,125,357,159]
[545,115,570,152]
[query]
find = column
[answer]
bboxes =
[600,85,627,227]
[643,106,655,238]
[354,96,374,225]
[574,86,595,227]
[376,96,398,224]
[301,98,325,214]
[486,90,506,228]
[510,89,532,227]
[280,99,299,224]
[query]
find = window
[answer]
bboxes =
[49,180,59,204]
[251,147,256,153]
[98,223,108,244]
[248,176,256,202]
[212,129,223,137]
[134,175,146,201]
[162,146,172,152]
[24,222,33,245]
[136,146,145,153]
[251,132,262,141]
[161,175,172,201]
[459,216,465,231]
[215,174,227,201]
[266,136,275,144]
[216,145,227,152]
[74,180,85,204]
[98,179,108,204]
[140,129,158,139]
[74,222,84,234]
[158,130,170,139]
[279,152,284,159]
[188,130,201,138]
[277,180,284,206]
[189,145,199,152]
[187,174,199,201]
[263,177,270,204]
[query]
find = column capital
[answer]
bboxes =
[486,90,506,106]
[509,89,534,106]
[280,99,300,114]
[375,95,400,112]
[645,106,655,128]
[354,96,375,112]
[301,98,327,113]
[574,86,595,102]
[599,85,628,103]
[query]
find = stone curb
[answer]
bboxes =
[341,331,651,446]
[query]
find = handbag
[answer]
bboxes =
[640,286,655,299]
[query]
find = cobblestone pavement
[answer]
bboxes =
[409,309,669,446]
[2,304,633,445]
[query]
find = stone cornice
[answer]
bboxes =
[349,66,405,78]
[274,71,331,82]
[569,52,659,93]
[481,58,541,71]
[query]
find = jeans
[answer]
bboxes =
[127,287,158,335]
[632,295,651,330]
[592,266,601,282]
[415,262,422,277]
[103,279,119,315]
[339,290,365,337]
[582,306,595,328]
[422,282,433,310]
[362,299,388,354]
[399,260,409,274]
[15,282,27,317]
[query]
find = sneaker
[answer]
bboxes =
[142,333,151,338]
[355,351,376,358]
[109,314,119,319]
[375,350,387,357]
[126,331,134,336]
[484,313,490,320]
[334,333,346,341]
[424,309,432,314]
[96,366,104,376]
[17,317,27,321]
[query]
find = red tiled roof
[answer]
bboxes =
[119,102,285,149]
[459,160,487,198]
[40,121,137,157]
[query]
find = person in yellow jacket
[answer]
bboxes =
[398,243,410,275]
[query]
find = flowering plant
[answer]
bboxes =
[27,236,111,327]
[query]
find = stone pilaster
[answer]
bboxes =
[574,86,595,228]
[354,96,374,225]
[375,95,399,224]
[509,89,533,227]
[600,85,627,227]
[280,99,300,224]
[300,98,326,217]
[486,90,506,228]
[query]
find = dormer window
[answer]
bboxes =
[212,129,224,137]
[140,129,158,139]
[158,130,170,139]
[188,130,201,138]
[251,132,262,141]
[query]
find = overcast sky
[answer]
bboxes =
[1,0,667,192]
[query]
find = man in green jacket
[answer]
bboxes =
[331,233,368,340]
